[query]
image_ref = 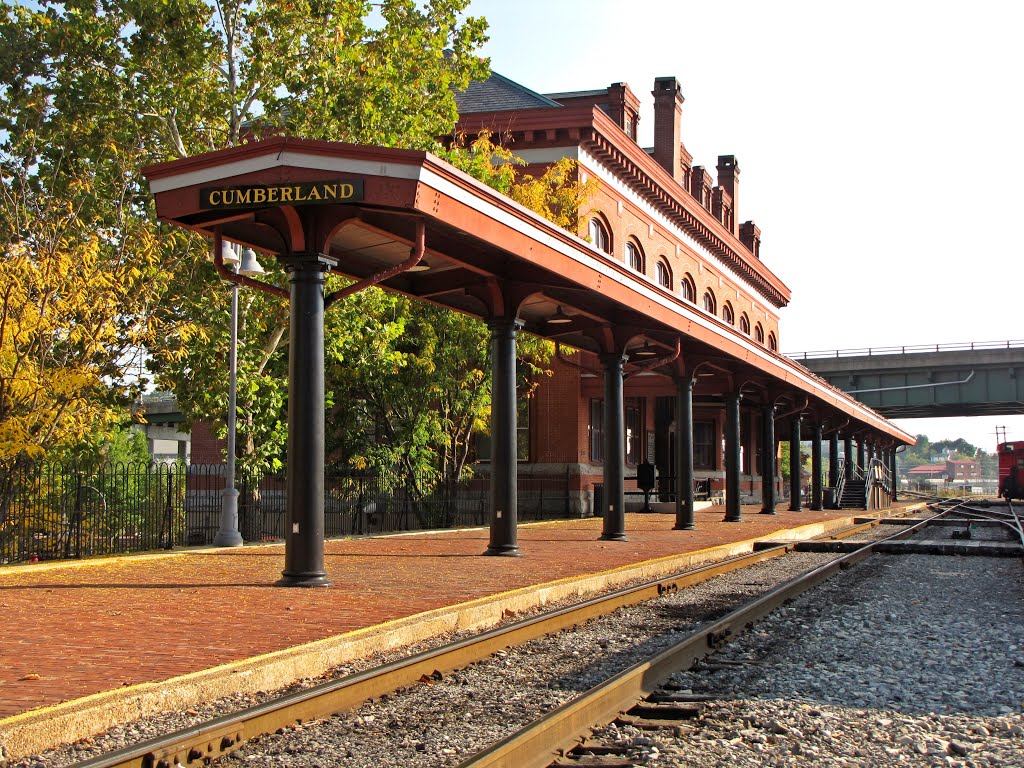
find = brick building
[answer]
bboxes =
[454,72,789,509]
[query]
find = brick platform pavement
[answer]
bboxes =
[0,502,920,756]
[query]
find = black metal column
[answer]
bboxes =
[856,440,865,474]
[674,377,695,530]
[844,436,854,480]
[760,404,776,514]
[828,434,840,486]
[485,318,522,556]
[811,422,823,511]
[828,433,839,508]
[601,353,627,541]
[724,393,742,522]
[889,449,898,500]
[789,415,802,511]
[277,253,335,587]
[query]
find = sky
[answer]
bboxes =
[465,0,1024,453]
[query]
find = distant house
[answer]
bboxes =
[908,463,948,482]
[946,458,982,484]
[907,458,982,488]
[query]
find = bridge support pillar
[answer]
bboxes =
[789,415,802,511]
[674,377,695,530]
[811,421,823,511]
[484,318,522,556]
[601,352,627,541]
[760,404,776,515]
[724,392,742,522]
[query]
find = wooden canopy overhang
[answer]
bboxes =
[144,137,912,445]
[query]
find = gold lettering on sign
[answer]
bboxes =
[200,180,364,209]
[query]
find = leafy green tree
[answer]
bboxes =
[322,135,595,520]
[932,438,977,459]
[0,0,488,479]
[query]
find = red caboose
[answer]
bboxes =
[997,441,1024,500]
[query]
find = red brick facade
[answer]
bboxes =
[456,73,790,510]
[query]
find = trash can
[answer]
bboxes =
[593,483,604,518]
[824,488,837,509]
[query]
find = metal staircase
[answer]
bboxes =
[834,458,893,510]
[838,478,866,509]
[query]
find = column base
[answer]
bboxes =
[213,531,244,547]
[483,544,522,557]
[275,572,332,587]
[673,524,696,531]
[723,515,743,523]
[599,533,628,541]
[759,508,777,515]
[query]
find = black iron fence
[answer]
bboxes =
[0,462,572,564]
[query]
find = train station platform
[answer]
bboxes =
[0,502,922,758]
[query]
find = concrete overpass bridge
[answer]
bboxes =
[787,340,1024,418]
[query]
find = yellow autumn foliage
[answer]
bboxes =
[0,162,172,461]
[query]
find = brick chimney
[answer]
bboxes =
[712,187,734,233]
[607,82,641,141]
[652,77,684,185]
[690,166,714,211]
[716,155,739,235]
[740,220,761,259]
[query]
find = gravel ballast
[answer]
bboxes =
[591,552,1024,767]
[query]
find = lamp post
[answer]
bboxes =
[213,243,265,547]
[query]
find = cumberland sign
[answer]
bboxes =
[199,180,364,209]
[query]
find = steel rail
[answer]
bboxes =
[70,551,790,768]
[68,514,917,768]
[456,514,938,768]
[953,500,1024,546]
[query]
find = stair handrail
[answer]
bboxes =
[865,458,893,510]
[835,457,847,506]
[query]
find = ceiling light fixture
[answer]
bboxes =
[547,305,573,324]
[632,341,657,358]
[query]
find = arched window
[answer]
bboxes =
[656,259,672,289]
[625,240,644,272]
[680,273,696,302]
[589,217,611,254]
[754,323,764,344]
[739,313,750,335]
[768,332,778,352]
[702,289,716,315]
[722,301,734,325]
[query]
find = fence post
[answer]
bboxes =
[358,477,365,536]
[67,472,83,559]
[163,468,174,549]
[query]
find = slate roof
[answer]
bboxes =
[455,71,562,114]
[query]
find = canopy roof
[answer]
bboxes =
[143,137,914,445]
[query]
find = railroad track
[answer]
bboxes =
[456,512,947,768]
[66,509,935,768]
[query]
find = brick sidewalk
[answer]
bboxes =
[0,504,902,720]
